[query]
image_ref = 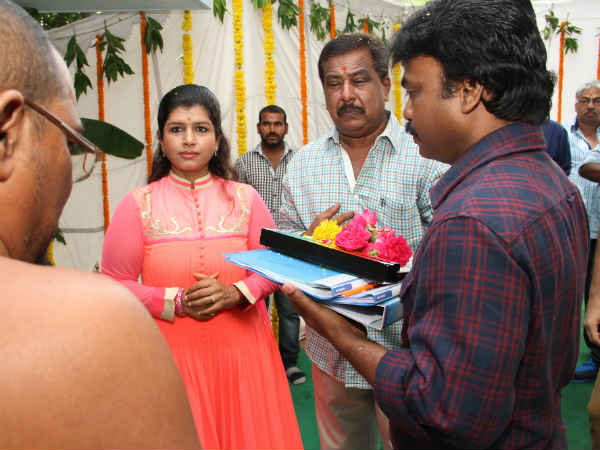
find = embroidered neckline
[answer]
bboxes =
[168,171,214,190]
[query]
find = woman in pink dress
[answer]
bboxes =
[102,84,303,450]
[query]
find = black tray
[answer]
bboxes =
[259,228,406,283]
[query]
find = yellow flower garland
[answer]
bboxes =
[182,10,194,84]
[233,0,247,155]
[392,24,402,122]
[46,241,55,265]
[263,1,276,105]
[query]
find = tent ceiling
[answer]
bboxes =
[14,0,212,12]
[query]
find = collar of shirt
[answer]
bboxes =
[324,111,401,190]
[325,110,400,155]
[570,119,600,150]
[167,170,214,190]
[250,141,294,159]
[431,123,544,209]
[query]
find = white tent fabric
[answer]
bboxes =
[49,0,600,271]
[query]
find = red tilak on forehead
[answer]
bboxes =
[187,117,191,121]
[341,66,347,71]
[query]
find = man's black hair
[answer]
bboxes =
[391,0,556,125]
[318,33,389,83]
[258,105,287,124]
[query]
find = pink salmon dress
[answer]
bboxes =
[102,172,303,450]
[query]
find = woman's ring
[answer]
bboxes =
[211,295,216,304]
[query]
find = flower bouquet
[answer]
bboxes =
[259,210,412,282]
[311,210,412,266]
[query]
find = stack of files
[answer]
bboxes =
[224,249,403,330]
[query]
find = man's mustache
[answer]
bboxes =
[405,121,419,140]
[337,103,365,116]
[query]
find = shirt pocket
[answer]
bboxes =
[376,198,422,248]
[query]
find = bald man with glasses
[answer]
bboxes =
[0,1,200,447]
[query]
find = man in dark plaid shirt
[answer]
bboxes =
[281,0,589,448]
[235,105,306,385]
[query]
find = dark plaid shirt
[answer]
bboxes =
[374,123,589,449]
[235,143,295,226]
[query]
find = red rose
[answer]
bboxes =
[335,220,371,251]
[374,231,412,265]
[349,213,367,229]
[359,209,378,227]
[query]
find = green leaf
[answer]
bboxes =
[55,228,66,245]
[144,16,164,54]
[309,1,328,40]
[64,35,77,67]
[100,27,135,84]
[75,43,89,69]
[542,27,551,40]
[104,27,126,52]
[73,71,92,100]
[277,0,299,29]
[544,10,559,31]
[251,0,268,9]
[358,17,380,34]
[344,10,357,33]
[213,0,228,21]
[565,37,579,54]
[80,118,144,159]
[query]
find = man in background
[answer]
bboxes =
[235,105,306,385]
[568,80,600,383]
[0,1,200,447]
[283,0,588,448]
[541,119,571,175]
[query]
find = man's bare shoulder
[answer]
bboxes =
[0,257,200,449]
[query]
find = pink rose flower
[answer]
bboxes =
[349,213,367,229]
[359,209,378,227]
[373,231,412,265]
[335,220,371,251]
[361,242,381,258]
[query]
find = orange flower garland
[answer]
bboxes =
[140,13,153,178]
[557,21,566,122]
[329,0,335,39]
[96,35,110,233]
[392,24,402,122]
[299,0,308,145]
[597,36,600,80]
[363,17,368,33]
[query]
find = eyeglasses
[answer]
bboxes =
[577,97,600,107]
[24,98,101,183]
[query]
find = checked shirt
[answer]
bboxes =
[235,143,295,226]
[279,112,447,389]
[374,123,589,449]
[570,121,600,238]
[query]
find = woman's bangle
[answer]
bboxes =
[174,288,187,317]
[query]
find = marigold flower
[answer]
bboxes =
[312,220,342,244]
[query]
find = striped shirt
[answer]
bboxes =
[568,120,600,238]
[279,112,447,389]
[235,143,295,226]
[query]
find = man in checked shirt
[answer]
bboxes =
[279,33,446,450]
[281,0,589,449]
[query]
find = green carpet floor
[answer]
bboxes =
[289,332,595,450]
